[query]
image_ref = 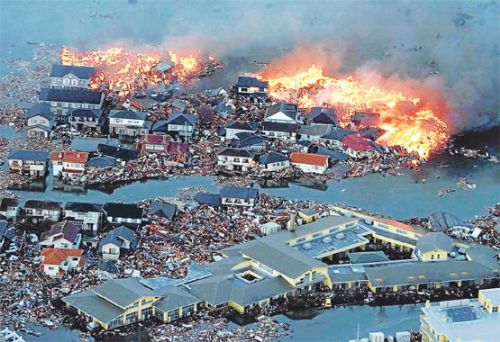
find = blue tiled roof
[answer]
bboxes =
[39,88,103,104]
[220,186,258,200]
[27,103,54,120]
[7,150,49,162]
[195,193,221,207]
[85,156,117,168]
[259,152,288,165]
[166,112,197,126]
[50,64,95,79]
[109,110,147,120]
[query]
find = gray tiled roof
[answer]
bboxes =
[265,102,298,120]
[416,232,454,254]
[259,152,288,165]
[40,88,103,104]
[92,278,156,308]
[28,103,54,120]
[63,289,123,324]
[108,110,147,120]
[50,64,95,79]
[153,286,201,312]
[237,76,268,89]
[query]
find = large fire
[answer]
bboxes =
[260,65,449,159]
[60,47,207,94]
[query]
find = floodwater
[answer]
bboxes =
[7,304,422,342]
[9,156,499,220]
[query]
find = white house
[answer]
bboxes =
[7,150,49,177]
[236,76,268,97]
[225,120,258,140]
[49,64,96,89]
[258,152,290,172]
[103,203,143,226]
[39,88,104,117]
[108,110,149,139]
[220,186,259,207]
[99,226,137,261]
[26,103,56,139]
[299,124,333,143]
[217,148,255,171]
[0,198,19,220]
[290,152,329,174]
[261,122,299,140]
[39,220,82,249]
[22,200,61,223]
[264,102,299,123]
[40,248,84,277]
[259,221,281,236]
[166,112,197,141]
[51,151,89,180]
[63,202,103,235]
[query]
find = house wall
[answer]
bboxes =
[262,130,296,140]
[217,155,255,171]
[64,210,101,233]
[221,197,255,207]
[50,75,90,89]
[420,249,448,262]
[262,160,289,172]
[291,162,328,174]
[27,127,50,138]
[265,112,297,124]
[478,291,500,313]
[102,243,121,261]
[45,99,103,116]
[25,208,61,222]
[27,115,50,127]
[237,86,267,95]
[52,161,63,176]
[8,159,47,176]
[70,116,100,131]
[43,264,60,277]
[106,216,142,225]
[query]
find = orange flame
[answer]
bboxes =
[61,47,205,94]
[260,64,449,159]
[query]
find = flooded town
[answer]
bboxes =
[0,1,499,342]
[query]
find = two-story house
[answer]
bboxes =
[103,203,144,227]
[7,150,49,177]
[108,110,149,140]
[225,120,258,140]
[261,122,299,140]
[217,148,255,172]
[49,64,96,89]
[264,102,299,124]
[99,226,137,261]
[40,247,84,277]
[258,152,290,172]
[40,220,82,249]
[39,87,104,117]
[290,152,329,174]
[165,112,197,142]
[220,186,259,207]
[63,202,103,235]
[0,198,19,220]
[51,151,89,180]
[299,124,333,143]
[308,107,338,126]
[21,200,62,223]
[236,76,268,97]
[69,109,104,133]
[26,103,56,139]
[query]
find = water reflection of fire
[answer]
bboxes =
[60,47,213,95]
[260,64,449,159]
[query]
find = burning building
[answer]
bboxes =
[259,61,450,159]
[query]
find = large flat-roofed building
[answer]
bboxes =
[420,288,500,342]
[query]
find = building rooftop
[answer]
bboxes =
[290,152,328,166]
[8,150,49,162]
[40,88,103,104]
[237,76,268,89]
[50,64,95,79]
[480,288,500,305]
[108,110,147,121]
[421,294,500,342]
[220,186,258,200]
[416,232,454,254]
[258,152,289,165]
[27,103,54,120]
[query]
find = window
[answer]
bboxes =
[168,309,179,321]
[63,79,70,85]
[141,307,153,320]
[493,306,498,312]
[125,312,138,324]
[71,79,78,85]
[240,87,248,92]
